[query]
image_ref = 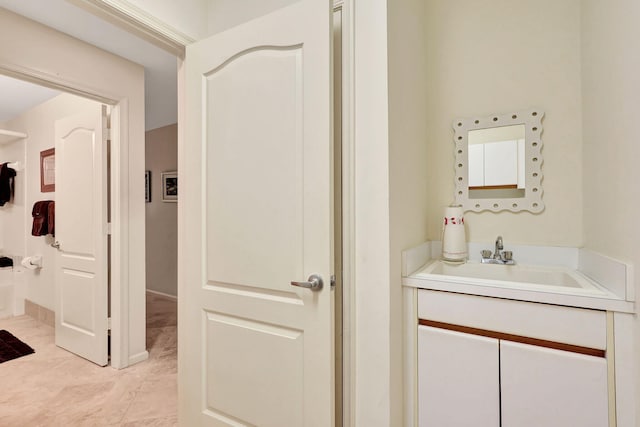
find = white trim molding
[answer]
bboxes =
[68,0,194,56]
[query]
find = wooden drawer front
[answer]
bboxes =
[418,289,607,350]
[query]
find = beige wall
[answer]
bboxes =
[208,0,299,35]
[581,0,640,285]
[83,0,301,40]
[388,0,429,425]
[424,0,583,247]
[581,0,640,418]
[353,1,393,425]
[125,0,209,39]
[145,124,178,296]
[1,94,102,310]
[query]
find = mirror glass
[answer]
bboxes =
[468,124,525,199]
[453,108,544,213]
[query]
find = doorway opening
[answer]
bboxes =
[0,73,112,364]
[0,64,138,370]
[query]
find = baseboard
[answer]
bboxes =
[128,350,149,366]
[24,299,55,327]
[146,288,177,300]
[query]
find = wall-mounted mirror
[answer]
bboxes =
[453,108,545,213]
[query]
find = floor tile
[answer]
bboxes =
[0,292,177,426]
[120,374,178,423]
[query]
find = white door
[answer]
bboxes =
[181,1,334,425]
[500,341,609,427]
[418,326,500,427]
[54,105,109,366]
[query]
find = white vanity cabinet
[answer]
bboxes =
[500,340,608,427]
[418,326,500,426]
[415,289,611,427]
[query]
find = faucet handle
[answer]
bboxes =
[481,249,492,259]
[501,251,513,261]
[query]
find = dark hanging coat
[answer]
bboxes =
[0,163,16,206]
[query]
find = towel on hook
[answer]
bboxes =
[47,201,55,236]
[0,163,16,206]
[31,200,54,236]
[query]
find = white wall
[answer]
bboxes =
[0,94,100,310]
[581,0,640,421]
[424,0,583,247]
[145,124,178,296]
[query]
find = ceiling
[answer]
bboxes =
[0,0,178,130]
[0,74,60,123]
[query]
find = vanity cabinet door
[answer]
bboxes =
[418,325,500,427]
[500,341,609,427]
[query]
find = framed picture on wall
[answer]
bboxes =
[145,170,151,203]
[161,171,177,202]
[40,148,55,192]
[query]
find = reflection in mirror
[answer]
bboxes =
[453,108,544,213]
[468,124,525,199]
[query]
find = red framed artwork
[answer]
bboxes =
[40,148,55,193]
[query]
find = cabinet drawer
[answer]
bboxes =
[418,289,607,349]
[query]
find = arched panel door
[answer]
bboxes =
[54,105,109,367]
[180,1,334,426]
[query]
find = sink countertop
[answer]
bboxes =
[402,242,635,313]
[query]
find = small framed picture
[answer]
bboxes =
[161,171,178,202]
[145,170,151,203]
[40,148,55,193]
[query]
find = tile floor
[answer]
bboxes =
[0,292,177,426]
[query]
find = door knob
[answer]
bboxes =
[291,274,323,291]
[51,241,61,250]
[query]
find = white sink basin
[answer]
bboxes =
[415,260,607,295]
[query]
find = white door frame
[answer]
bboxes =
[333,1,356,426]
[0,9,148,369]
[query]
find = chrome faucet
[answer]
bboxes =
[481,235,515,265]
[494,236,504,259]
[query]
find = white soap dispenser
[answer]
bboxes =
[442,204,467,263]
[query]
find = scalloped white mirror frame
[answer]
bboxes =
[453,108,545,213]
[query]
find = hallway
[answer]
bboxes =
[0,292,177,426]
